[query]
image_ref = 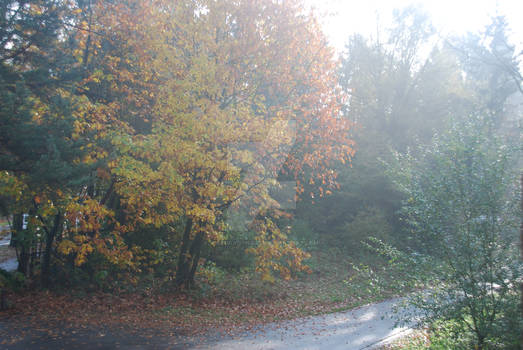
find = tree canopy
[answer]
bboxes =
[0,0,354,287]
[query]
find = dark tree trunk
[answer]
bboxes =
[0,289,6,310]
[12,213,29,276]
[11,213,22,247]
[175,218,193,287]
[41,212,62,287]
[175,217,208,288]
[186,231,205,288]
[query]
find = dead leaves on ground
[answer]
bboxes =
[0,253,365,342]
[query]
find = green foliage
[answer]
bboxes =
[390,316,521,350]
[288,219,319,252]
[0,269,25,291]
[204,227,256,271]
[344,263,387,298]
[389,115,522,349]
[198,261,227,284]
[341,207,394,253]
[344,238,428,300]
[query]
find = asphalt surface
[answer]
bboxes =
[0,297,416,350]
[0,232,17,272]
[0,233,10,246]
[0,258,17,272]
[188,297,414,350]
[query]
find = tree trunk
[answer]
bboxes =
[0,289,6,310]
[186,231,205,288]
[12,213,29,276]
[175,218,206,288]
[175,218,193,287]
[41,212,62,287]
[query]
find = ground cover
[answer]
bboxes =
[0,249,419,345]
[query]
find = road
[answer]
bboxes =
[0,297,417,350]
[0,258,17,272]
[189,297,414,350]
[0,232,9,246]
[0,232,17,272]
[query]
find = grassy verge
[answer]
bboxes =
[379,329,431,350]
[381,317,522,350]
[380,325,475,350]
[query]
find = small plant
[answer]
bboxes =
[344,262,392,299]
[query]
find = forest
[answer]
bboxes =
[0,1,521,349]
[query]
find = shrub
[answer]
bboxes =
[340,207,394,254]
[288,219,319,252]
[389,115,522,349]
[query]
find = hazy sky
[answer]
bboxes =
[306,0,523,52]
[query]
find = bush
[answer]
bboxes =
[0,269,25,291]
[288,219,319,252]
[204,226,256,271]
[344,238,427,299]
[340,207,394,254]
[389,115,522,349]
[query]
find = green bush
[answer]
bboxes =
[204,227,255,271]
[392,316,521,350]
[340,207,394,254]
[288,219,319,252]
[389,115,522,349]
[0,269,25,291]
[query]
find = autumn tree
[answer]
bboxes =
[0,0,354,289]
[118,0,354,287]
[0,0,159,285]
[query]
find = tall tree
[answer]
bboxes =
[0,0,93,285]
[1,0,354,288]
[449,16,523,124]
[134,0,353,286]
[303,6,470,250]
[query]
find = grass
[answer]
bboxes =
[379,330,431,349]
[380,314,522,350]
[191,246,420,322]
[380,323,471,350]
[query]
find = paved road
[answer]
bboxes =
[189,298,414,350]
[0,225,417,348]
[0,258,17,272]
[0,231,17,272]
[0,233,10,246]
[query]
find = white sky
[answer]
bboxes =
[306,0,523,52]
